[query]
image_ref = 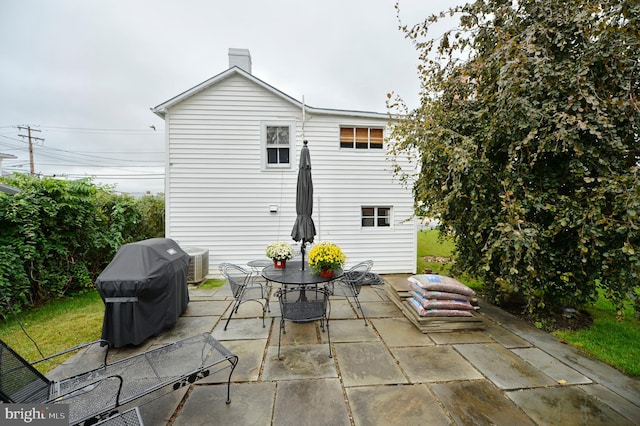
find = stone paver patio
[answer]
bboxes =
[52,275,640,425]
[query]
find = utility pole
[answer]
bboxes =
[17,125,44,175]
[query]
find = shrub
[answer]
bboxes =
[0,174,164,317]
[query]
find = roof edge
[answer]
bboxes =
[150,66,392,120]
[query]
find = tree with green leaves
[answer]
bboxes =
[389,0,639,317]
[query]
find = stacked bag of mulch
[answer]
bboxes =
[407,274,478,317]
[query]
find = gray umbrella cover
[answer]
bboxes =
[291,140,316,244]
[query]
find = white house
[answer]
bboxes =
[151,49,416,277]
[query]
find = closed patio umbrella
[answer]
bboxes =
[291,140,316,270]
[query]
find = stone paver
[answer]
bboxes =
[203,339,267,383]
[174,382,275,426]
[322,318,379,343]
[391,345,483,383]
[346,384,450,426]
[156,316,219,343]
[371,317,434,347]
[482,317,532,348]
[428,330,494,345]
[430,380,536,426]
[359,301,402,318]
[328,298,359,320]
[262,345,337,381]
[273,379,350,426]
[334,341,408,387]
[182,299,231,316]
[268,317,322,347]
[212,318,271,340]
[507,386,636,426]
[512,347,592,385]
[454,343,557,390]
[578,384,640,423]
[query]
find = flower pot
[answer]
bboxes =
[274,259,286,269]
[319,269,334,278]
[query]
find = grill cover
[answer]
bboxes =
[96,238,190,347]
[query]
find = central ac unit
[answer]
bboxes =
[183,247,209,284]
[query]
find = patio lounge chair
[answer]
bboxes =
[275,286,331,360]
[220,262,271,330]
[328,260,374,325]
[0,333,238,425]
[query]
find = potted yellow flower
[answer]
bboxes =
[266,241,295,268]
[308,241,346,277]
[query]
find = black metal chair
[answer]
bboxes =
[0,333,237,425]
[275,286,331,360]
[328,260,374,325]
[220,262,271,330]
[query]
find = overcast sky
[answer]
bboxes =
[0,0,463,194]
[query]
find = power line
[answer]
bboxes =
[40,125,162,133]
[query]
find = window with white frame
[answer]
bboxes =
[263,123,292,168]
[340,127,384,149]
[361,206,391,227]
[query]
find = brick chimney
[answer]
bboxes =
[228,48,252,73]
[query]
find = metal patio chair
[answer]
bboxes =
[328,260,374,325]
[220,262,272,330]
[275,286,331,360]
[0,333,237,425]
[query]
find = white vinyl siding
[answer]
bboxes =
[160,70,416,276]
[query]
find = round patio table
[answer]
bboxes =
[261,260,343,286]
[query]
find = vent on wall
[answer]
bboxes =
[183,247,209,284]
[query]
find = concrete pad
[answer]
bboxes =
[428,330,493,345]
[392,346,483,383]
[507,386,635,426]
[182,300,231,316]
[156,316,220,343]
[483,317,532,348]
[203,339,267,383]
[430,380,536,426]
[372,317,434,347]
[173,382,275,426]
[212,318,271,341]
[347,384,450,425]
[454,343,557,390]
[334,342,408,387]
[359,301,402,318]
[321,319,379,343]
[273,379,350,426]
[579,384,640,424]
[268,319,323,347]
[512,347,592,385]
[262,345,337,381]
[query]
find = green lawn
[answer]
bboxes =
[1,230,638,377]
[553,294,640,377]
[0,291,104,373]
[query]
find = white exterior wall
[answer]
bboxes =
[162,72,416,277]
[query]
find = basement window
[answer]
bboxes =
[362,206,391,227]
